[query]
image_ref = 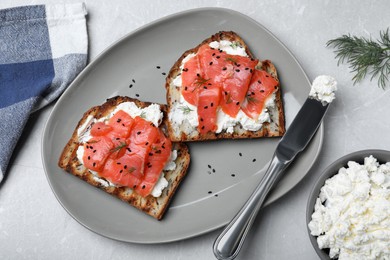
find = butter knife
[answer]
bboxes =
[213,97,331,260]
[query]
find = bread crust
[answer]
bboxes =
[58,96,190,220]
[165,31,285,142]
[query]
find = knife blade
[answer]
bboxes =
[213,97,330,260]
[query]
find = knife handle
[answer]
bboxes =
[213,154,288,260]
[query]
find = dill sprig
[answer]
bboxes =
[327,29,390,88]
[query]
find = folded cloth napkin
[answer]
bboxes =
[0,3,88,183]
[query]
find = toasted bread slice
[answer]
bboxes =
[165,31,285,141]
[58,96,190,220]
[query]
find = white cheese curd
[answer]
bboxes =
[151,173,168,197]
[209,40,248,56]
[309,75,337,104]
[111,102,163,127]
[76,102,173,197]
[168,97,198,128]
[308,156,390,259]
[164,150,177,171]
[77,115,94,143]
[170,40,277,134]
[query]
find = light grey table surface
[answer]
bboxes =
[1,1,390,259]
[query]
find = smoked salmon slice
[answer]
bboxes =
[81,110,173,198]
[135,131,172,197]
[180,42,260,133]
[241,70,278,119]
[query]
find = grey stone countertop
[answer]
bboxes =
[1,0,390,259]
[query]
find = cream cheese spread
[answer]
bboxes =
[169,40,276,133]
[308,156,390,259]
[76,102,175,198]
[309,75,337,104]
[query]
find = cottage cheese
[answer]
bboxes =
[308,156,390,259]
[169,40,276,133]
[76,102,176,197]
[309,75,337,104]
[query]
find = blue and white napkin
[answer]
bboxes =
[0,3,88,183]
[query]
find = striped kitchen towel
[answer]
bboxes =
[0,3,88,183]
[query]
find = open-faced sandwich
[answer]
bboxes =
[58,96,190,220]
[165,31,285,141]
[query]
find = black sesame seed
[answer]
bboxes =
[87,156,90,160]
[129,84,133,88]
[197,73,200,77]
[127,148,131,152]
[214,194,218,197]
[149,152,153,156]
[124,165,127,169]
[236,102,240,105]
[203,86,208,89]
[132,79,136,83]
[212,169,216,173]
[208,191,212,194]
[156,66,161,69]
[245,67,249,70]
[145,142,149,145]
[224,91,228,95]
[231,174,236,177]
[216,56,220,59]
[162,72,166,75]
[93,162,96,167]
[201,126,205,130]
[211,102,214,107]
[137,131,141,135]
[219,49,222,53]
[222,67,227,71]
[250,69,253,73]
[239,152,242,156]
[258,80,262,84]
[200,118,204,122]
[209,62,213,65]
[253,159,257,162]
[212,53,215,56]
[208,165,212,169]
[133,185,137,189]
[142,185,146,189]
[236,64,241,67]
[117,162,121,165]
[183,68,188,72]
[93,150,96,153]
[266,75,269,77]
[204,106,208,109]
[235,69,240,72]
[184,86,188,91]
[122,123,125,127]
[120,170,123,173]
[260,90,265,93]
[135,94,140,97]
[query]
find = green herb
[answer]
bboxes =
[110,141,127,153]
[179,105,193,114]
[327,29,390,88]
[226,93,233,104]
[225,57,237,63]
[230,41,240,49]
[247,96,259,104]
[194,75,210,87]
[127,167,136,174]
[140,111,146,119]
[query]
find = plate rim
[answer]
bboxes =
[42,7,323,244]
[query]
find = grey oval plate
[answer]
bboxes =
[42,7,323,243]
[306,149,390,259]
